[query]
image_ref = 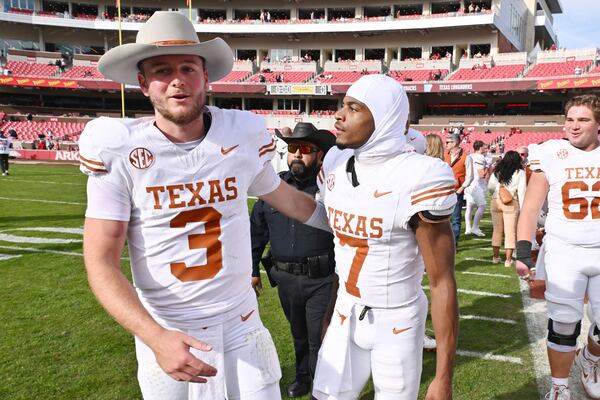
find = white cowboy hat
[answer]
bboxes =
[98,11,233,85]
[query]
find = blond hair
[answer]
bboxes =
[425,134,444,160]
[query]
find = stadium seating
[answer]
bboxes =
[389,69,448,82]
[525,60,593,78]
[61,66,106,80]
[214,70,252,82]
[449,64,525,80]
[0,121,86,142]
[247,71,314,83]
[314,71,374,84]
[503,131,564,151]
[5,61,59,77]
[9,7,33,14]
[589,65,600,74]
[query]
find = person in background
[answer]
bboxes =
[425,133,445,160]
[251,123,336,398]
[0,133,12,176]
[487,151,526,266]
[464,140,489,237]
[444,133,473,249]
[515,145,532,183]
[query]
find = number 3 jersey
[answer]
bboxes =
[79,107,280,325]
[529,139,600,248]
[319,149,457,308]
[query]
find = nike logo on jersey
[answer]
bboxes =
[241,309,255,322]
[392,327,411,335]
[373,190,392,198]
[221,144,239,155]
[336,309,347,325]
[409,137,417,141]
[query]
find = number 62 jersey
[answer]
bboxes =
[318,149,457,308]
[529,139,600,248]
[79,107,279,327]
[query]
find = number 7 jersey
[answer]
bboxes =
[319,149,456,308]
[79,107,280,326]
[529,139,600,248]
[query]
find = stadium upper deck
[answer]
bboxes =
[1,0,598,139]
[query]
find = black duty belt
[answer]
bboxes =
[273,254,334,278]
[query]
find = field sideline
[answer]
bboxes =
[1,163,544,399]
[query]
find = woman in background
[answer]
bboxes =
[488,151,527,266]
[425,133,444,160]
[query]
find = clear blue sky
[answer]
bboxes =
[553,0,600,49]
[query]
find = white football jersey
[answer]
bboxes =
[406,128,426,155]
[529,139,600,248]
[0,137,11,154]
[319,149,456,308]
[468,153,488,190]
[79,107,280,326]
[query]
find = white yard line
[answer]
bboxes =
[456,349,522,364]
[423,285,511,298]
[464,257,494,263]
[460,314,516,324]
[0,196,85,206]
[460,271,512,279]
[4,227,84,235]
[3,178,85,186]
[0,233,81,244]
[518,279,591,398]
[0,245,129,261]
[0,254,22,261]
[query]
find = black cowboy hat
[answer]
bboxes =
[275,123,336,154]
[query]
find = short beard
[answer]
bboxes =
[150,94,204,126]
[289,160,310,179]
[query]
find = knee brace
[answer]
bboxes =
[589,322,600,346]
[547,319,581,352]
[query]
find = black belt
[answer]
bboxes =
[273,254,334,278]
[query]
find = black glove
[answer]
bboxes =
[516,240,535,270]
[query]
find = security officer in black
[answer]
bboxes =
[250,123,335,398]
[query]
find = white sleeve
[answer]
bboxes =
[85,174,131,221]
[487,173,499,195]
[516,170,527,209]
[528,143,544,173]
[403,160,457,228]
[248,162,281,197]
[462,155,474,188]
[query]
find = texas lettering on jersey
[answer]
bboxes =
[146,177,239,210]
[327,206,383,239]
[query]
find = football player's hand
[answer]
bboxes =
[251,276,263,297]
[516,261,535,282]
[425,377,452,400]
[150,329,217,383]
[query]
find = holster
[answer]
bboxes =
[260,253,278,288]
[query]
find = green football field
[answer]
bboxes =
[0,163,541,399]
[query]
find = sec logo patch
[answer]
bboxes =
[327,174,335,191]
[556,148,568,159]
[129,147,155,169]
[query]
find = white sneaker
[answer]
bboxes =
[471,228,485,237]
[504,259,514,268]
[423,334,437,352]
[464,228,472,235]
[545,385,570,400]
[575,347,600,399]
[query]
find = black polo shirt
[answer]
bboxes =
[250,170,334,277]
